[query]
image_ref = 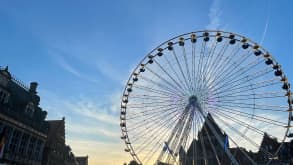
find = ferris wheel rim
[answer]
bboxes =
[120,30,293,165]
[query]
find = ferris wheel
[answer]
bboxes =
[120,30,293,165]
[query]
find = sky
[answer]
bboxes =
[1,0,293,164]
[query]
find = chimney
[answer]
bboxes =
[29,82,38,94]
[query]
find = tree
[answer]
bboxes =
[128,160,139,165]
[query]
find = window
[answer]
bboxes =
[9,129,21,153]
[18,133,29,155]
[27,137,36,158]
[0,88,9,104]
[34,139,43,160]
[25,102,35,117]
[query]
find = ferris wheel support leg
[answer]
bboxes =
[156,108,188,164]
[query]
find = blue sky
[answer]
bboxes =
[1,0,293,164]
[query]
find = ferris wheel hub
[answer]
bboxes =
[188,95,198,106]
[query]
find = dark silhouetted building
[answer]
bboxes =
[76,156,88,165]
[0,66,86,165]
[42,118,79,165]
[0,66,48,165]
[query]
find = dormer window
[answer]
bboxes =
[25,102,35,117]
[0,88,9,104]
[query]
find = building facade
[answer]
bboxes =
[42,118,79,165]
[0,66,86,165]
[0,66,48,165]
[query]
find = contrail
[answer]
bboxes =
[260,0,271,45]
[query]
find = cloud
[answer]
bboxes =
[206,0,222,30]
[67,123,120,139]
[54,52,82,78]
[95,59,127,83]
[40,90,128,163]
[62,96,119,126]
[67,139,130,165]
[47,47,100,84]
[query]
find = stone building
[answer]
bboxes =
[0,66,86,165]
[42,118,79,165]
[76,156,88,165]
[0,66,48,165]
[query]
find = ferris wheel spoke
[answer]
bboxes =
[197,38,219,93]
[212,65,273,94]
[171,49,192,93]
[208,55,263,91]
[210,81,276,100]
[211,114,269,156]
[204,41,230,88]
[211,112,275,158]
[195,40,207,93]
[210,100,288,112]
[191,41,197,94]
[127,103,184,120]
[210,94,285,105]
[127,105,182,131]
[224,131,258,164]
[131,111,181,146]
[200,37,218,77]
[127,103,177,110]
[138,75,185,97]
[162,53,190,92]
[128,94,184,104]
[173,108,195,156]
[206,47,243,89]
[143,65,186,96]
[208,43,241,78]
[210,71,277,97]
[127,101,181,109]
[129,96,174,103]
[210,106,286,133]
[181,46,193,92]
[213,91,286,100]
[205,43,242,90]
[215,94,285,101]
[133,84,180,98]
[207,50,254,89]
[151,59,188,94]
[141,120,177,164]
[127,105,181,120]
[129,96,184,107]
[212,50,254,85]
[198,115,221,165]
[128,100,181,106]
[208,58,266,92]
[134,108,182,153]
[129,94,174,102]
[157,106,195,163]
[207,104,288,126]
